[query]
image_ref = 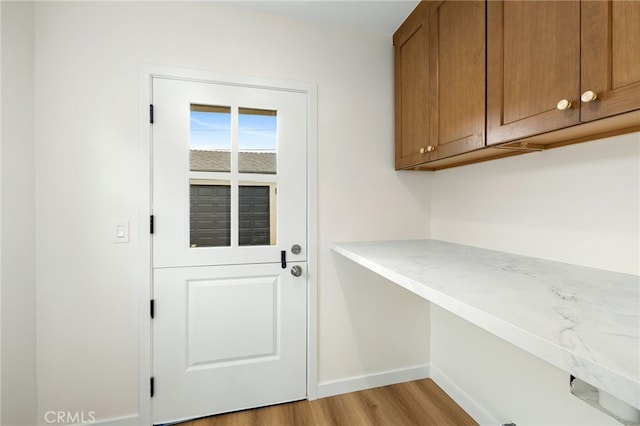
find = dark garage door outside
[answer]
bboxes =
[190,184,271,248]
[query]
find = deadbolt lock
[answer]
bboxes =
[291,244,302,255]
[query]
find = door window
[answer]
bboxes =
[189,105,278,248]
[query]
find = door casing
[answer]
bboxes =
[137,64,318,425]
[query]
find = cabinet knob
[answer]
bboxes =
[581,90,597,103]
[419,146,436,154]
[556,99,572,110]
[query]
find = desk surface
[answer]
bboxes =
[331,239,639,410]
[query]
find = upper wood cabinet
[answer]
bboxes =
[487,0,640,145]
[394,0,485,169]
[428,0,485,161]
[394,0,639,171]
[394,2,429,169]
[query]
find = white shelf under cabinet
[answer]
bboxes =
[331,239,639,412]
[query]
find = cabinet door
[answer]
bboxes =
[487,1,581,145]
[581,1,640,122]
[428,0,485,160]
[394,1,430,169]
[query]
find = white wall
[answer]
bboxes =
[431,133,640,275]
[431,306,620,426]
[430,133,640,424]
[32,2,430,423]
[1,2,38,425]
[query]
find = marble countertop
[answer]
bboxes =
[331,239,639,410]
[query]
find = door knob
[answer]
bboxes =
[556,99,572,110]
[291,265,303,277]
[581,90,597,103]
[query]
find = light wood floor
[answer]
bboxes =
[178,379,477,426]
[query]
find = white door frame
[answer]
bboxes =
[137,64,318,426]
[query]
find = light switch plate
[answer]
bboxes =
[113,220,130,243]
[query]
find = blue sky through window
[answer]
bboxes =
[190,109,277,152]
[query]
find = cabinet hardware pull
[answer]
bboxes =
[426,145,436,152]
[419,147,427,154]
[556,99,572,110]
[581,90,597,103]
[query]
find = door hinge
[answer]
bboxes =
[149,104,154,124]
[150,377,154,398]
[150,299,155,319]
[150,215,154,234]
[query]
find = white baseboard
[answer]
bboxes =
[73,366,494,426]
[316,364,429,399]
[429,365,498,426]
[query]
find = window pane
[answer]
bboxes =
[238,108,277,174]
[239,185,276,246]
[190,104,231,172]
[190,183,230,247]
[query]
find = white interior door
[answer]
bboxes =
[151,77,308,424]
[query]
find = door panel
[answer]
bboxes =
[151,77,308,424]
[581,1,640,122]
[187,274,277,366]
[394,1,430,169]
[428,0,485,160]
[487,1,581,145]
[152,263,306,424]
[152,78,307,268]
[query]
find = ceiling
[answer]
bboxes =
[218,0,420,35]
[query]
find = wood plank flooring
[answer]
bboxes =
[178,379,477,426]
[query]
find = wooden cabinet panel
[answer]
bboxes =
[581,1,640,122]
[394,2,430,169]
[487,1,581,145]
[428,0,485,160]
